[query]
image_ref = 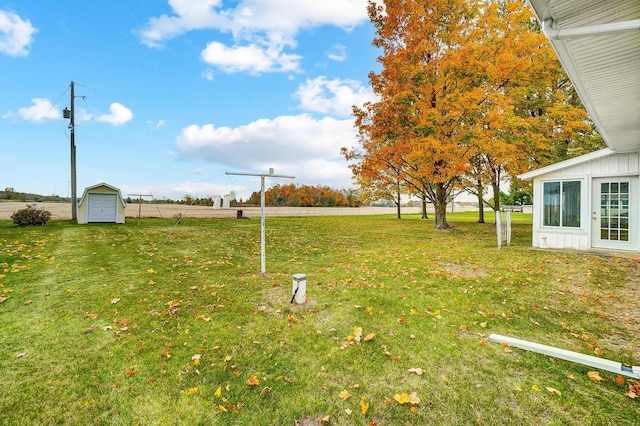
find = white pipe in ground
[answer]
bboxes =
[489,333,640,379]
[291,274,306,304]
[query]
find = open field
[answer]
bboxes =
[0,201,424,220]
[0,212,638,424]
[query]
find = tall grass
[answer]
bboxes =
[0,212,638,425]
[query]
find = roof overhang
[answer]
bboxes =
[518,147,614,181]
[527,0,640,153]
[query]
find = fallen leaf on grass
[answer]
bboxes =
[260,386,272,395]
[188,387,198,395]
[587,371,604,384]
[353,326,363,342]
[24,300,32,305]
[360,396,369,414]
[246,375,260,386]
[407,367,424,376]
[407,392,420,404]
[394,392,420,405]
[338,389,351,400]
[363,332,375,342]
[218,405,227,412]
[214,386,222,397]
[616,376,626,386]
[111,298,120,305]
[546,387,562,396]
[625,380,640,399]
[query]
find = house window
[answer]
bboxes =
[543,181,581,227]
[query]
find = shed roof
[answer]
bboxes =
[77,182,127,208]
[528,0,640,153]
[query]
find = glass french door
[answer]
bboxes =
[592,177,637,250]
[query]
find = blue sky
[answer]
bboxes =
[0,1,379,201]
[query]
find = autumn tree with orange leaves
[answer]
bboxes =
[461,0,603,221]
[344,0,603,229]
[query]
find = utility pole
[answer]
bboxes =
[63,81,85,222]
[225,168,295,277]
[70,81,77,221]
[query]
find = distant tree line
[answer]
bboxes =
[1,187,67,202]
[248,184,360,207]
[3,185,360,208]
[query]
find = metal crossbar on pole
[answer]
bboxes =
[226,169,295,277]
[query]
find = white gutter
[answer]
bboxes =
[489,334,640,379]
[542,18,640,40]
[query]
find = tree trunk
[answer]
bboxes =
[477,179,485,223]
[433,183,450,229]
[396,187,402,219]
[491,181,501,222]
[421,197,428,219]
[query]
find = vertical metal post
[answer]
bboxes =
[225,169,294,278]
[496,210,502,249]
[260,175,266,277]
[506,210,512,246]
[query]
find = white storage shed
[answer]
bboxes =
[77,183,126,224]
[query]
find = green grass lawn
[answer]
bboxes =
[1,212,638,425]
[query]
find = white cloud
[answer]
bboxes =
[295,77,376,117]
[137,0,369,74]
[201,68,215,81]
[0,10,37,56]
[149,119,166,129]
[175,113,356,188]
[326,43,347,62]
[201,41,301,74]
[5,98,60,122]
[95,103,134,126]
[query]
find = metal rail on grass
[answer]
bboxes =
[489,333,640,379]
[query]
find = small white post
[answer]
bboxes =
[223,194,231,209]
[496,210,502,249]
[506,210,512,246]
[213,195,221,209]
[291,274,307,304]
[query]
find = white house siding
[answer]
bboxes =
[530,152,640,251]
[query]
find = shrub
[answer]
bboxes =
[11,204,52,226]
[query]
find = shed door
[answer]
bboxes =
[591,177,638,251]
[88,193,117,223]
